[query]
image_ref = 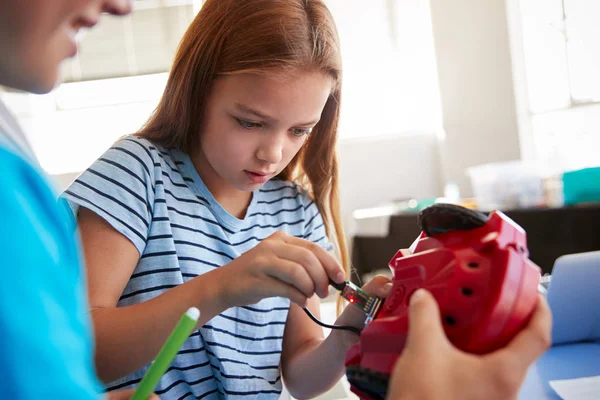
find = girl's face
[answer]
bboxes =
[0,0,133,94]
[196,71,332,194]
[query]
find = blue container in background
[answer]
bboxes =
[563,167,600,205]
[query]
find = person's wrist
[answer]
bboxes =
[202,267,233,310]
[332,308,365,348]
[336,304,367,329]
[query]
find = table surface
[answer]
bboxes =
[519,342,600,399]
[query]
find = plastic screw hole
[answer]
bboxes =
[468,262,479,268]
[445,316,456,326]
[461,287,473,296]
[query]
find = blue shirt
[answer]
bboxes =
[62,136,332,399]
[0,133,102,398]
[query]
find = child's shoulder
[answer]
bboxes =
[0,144,27,171]
[0,145,51,200]
[110,134,166,157]
[0,145,70,242]
[105,135,177,173]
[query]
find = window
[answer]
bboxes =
[1,0,441,175]
[515,0,600,172]
[9,74,169,175]
[326,0,441,139]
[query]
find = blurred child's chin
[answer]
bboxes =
[29,70,61,94]
[236,180,269,192]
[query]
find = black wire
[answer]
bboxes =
[328,278,347,291]
[303,307,361,336]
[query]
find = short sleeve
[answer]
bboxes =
[62,137,156,255]
[0,148,101,399]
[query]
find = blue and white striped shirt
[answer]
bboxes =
[62,136,331,399]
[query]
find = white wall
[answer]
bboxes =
[429,0,522,196]
[337,132,442,233]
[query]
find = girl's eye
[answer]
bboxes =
[236,118,262,130]
[291,127,312,136]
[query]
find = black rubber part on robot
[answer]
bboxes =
[346,365,390,400]
[418,203,489,237]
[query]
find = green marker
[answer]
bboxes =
[131,307,201,400]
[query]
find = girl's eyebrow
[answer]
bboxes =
[234,103,275,123]
[234,102,320,126]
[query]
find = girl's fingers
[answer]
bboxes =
[263,256,316,298]
[262,275,309,307]
[281,235,344,293]
[273,242,329,297]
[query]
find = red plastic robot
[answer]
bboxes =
[345,204,541,400]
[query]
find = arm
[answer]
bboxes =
[280,298,349,399]
[386,289,552,400]
[78,209,345,382]
[80,207,232,382]
[281,276,392,399]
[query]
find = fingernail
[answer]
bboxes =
[410,289,427,305]
[336,271,345,283]
[382,282,393,295]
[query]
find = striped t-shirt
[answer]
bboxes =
[62,136,332,400]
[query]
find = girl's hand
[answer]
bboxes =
[216,231,345,308]
[334,275,393,346]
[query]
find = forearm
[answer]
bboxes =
[282,329,358,399]
[91,268,229,382]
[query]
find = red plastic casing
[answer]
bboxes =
[345,210,541,400]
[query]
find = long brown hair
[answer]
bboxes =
[138,0,349,310]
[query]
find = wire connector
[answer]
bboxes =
[332,280,383,324]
